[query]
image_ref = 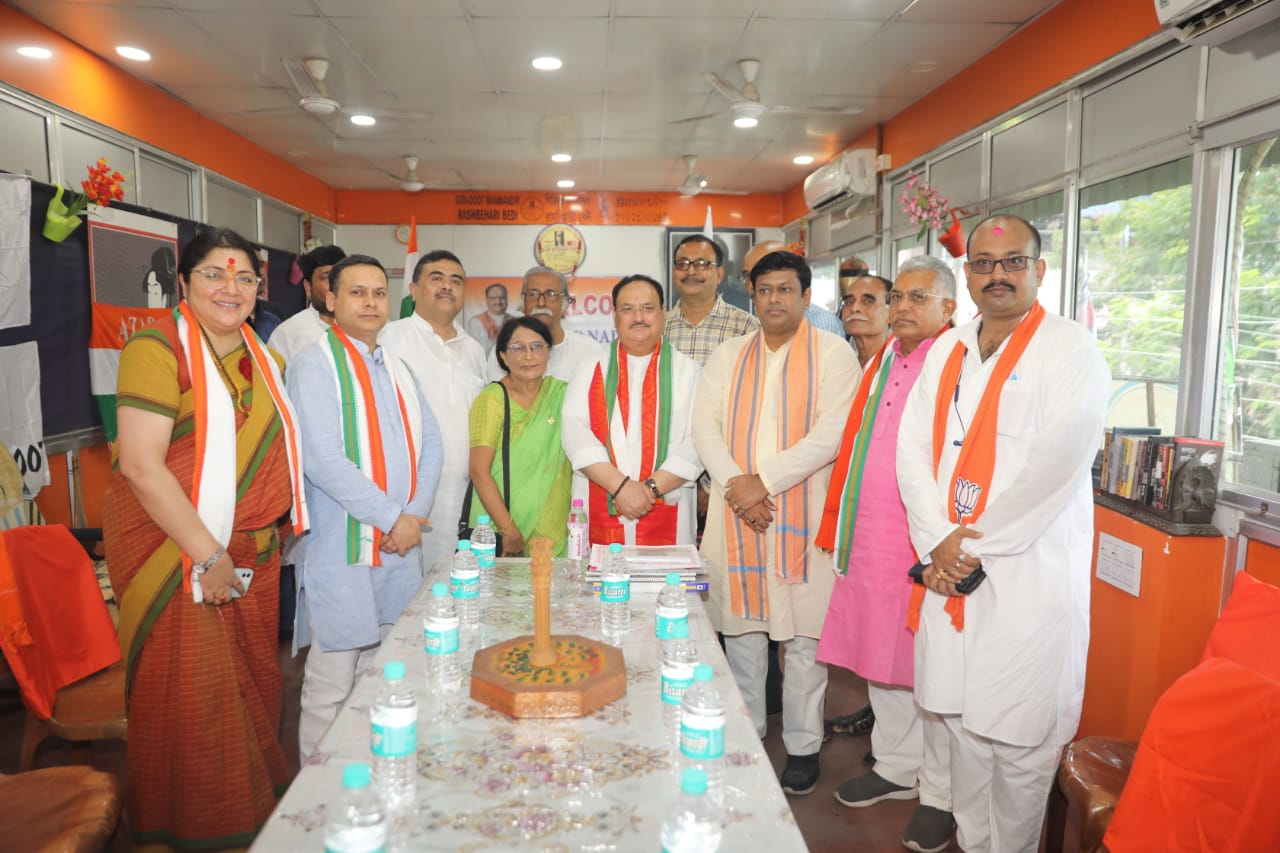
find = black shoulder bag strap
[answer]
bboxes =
[458,381,512,533]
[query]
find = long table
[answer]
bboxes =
[252,558,808,851]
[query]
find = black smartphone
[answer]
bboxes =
[906,561,986,595]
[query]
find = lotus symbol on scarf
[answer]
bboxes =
[953,477,982,522]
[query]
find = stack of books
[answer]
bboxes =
[1098,428,1224,518]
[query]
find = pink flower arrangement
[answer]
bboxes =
[898,170,949,241]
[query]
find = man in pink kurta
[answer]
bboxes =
[816,255,960,853]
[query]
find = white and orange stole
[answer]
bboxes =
[175,301,308,595]
[724,320,820,622]
[321,326,423,566]
[906,302,1046,633]
[586,340,678,545]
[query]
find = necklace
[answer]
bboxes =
[199,325,250,412]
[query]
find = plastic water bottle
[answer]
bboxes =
[680,663,725,808]
[471,516,497,595]
[423,582,460,694]
[324,762,387,853]
[659,767,723,853]
[600,543,631,639]
[370,661,416,810]
[450,540,480,630]
[660,619,698,752]
[566,499,589,577]
[655,572,689,640]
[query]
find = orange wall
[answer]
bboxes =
[0,5,336,220]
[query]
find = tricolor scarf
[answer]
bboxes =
[725,319,819,622]
[321,325,423,566]
[587,340,674,515]
[815,337,895,573]
[906,302,1046,633]
[175,301,308,594]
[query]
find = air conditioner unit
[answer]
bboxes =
[804,149,877,213]
[1155,0,1280,45]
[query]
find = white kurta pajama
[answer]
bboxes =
[561,346,703,545]
[896,312,1110,853]
[694,329,859,754]
[380,314,488,569]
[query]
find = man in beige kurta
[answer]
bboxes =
[693,250,859,796]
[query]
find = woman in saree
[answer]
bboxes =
[103,227,306,851]
[468,316,572,556]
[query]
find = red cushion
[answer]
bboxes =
[1201,571,1280,682]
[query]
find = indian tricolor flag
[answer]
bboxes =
[90,304,170,441]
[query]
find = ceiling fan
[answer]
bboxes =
[231,57,427,122]
[674,58,863,127]
[678,155,747,197]
[381,155,469,192]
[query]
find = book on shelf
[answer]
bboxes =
[1098,427,1224,521]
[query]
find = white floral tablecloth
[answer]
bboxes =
[252,559,808,852]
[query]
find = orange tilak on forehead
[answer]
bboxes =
[226,256,236,269]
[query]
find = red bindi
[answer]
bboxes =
[992,226,1004,235]
[226,257,236,270]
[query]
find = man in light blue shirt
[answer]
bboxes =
[288,253,443,758]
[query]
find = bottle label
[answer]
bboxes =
[325,824,387,853]
[450,570,479,599]
[371,705,417,757]
[680,713,725,761]
[600,577,630,604]
[660,662,695,705]
[566,522,588,559]
[473,543,496,571]
[655,606,688,640]
[424,618,460,655]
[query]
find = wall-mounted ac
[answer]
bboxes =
[803,149,877,214]
[1155,0,1280,45]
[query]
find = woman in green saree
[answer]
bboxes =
[468,316,572,556]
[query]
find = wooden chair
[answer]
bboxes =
[0,766,123,853]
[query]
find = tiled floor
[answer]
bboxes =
[3,643,1066,852]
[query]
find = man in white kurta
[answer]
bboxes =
[269,245,345,364]
[693,251,859,796]
[380,249,487,570]
[897,215,1110,853]
[486,266,603,382]
[561,275,702,546]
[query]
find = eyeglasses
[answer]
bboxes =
[506,341,549,355]
[673,258,720,272]
[888,290,948,307]
[523,289,564,302]
[192,266,260,289]
[617,304,661,317]
[752,283,800,299]
[968,255,1038,275]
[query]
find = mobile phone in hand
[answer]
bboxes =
[229,568,254,598]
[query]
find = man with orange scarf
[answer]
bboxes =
[288,255,443,759]
[897,216,1109,853]
[562,275,702,546]
[693,251,859,796]
[817,255,958,853]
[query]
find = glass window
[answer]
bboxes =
[139,155,191,218]
[808,257,838,316]
[206,178,258,238]
[1216,136,1280,493]
[60,125,136,204]
[0,97,49,182]
[1078,159,1192,433]
[993,192,1066,315]
[262,201,300,252]
[891,233,925,279]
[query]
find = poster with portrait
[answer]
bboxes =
[88,207,180,309]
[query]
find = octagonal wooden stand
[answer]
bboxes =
[470,539,626,718]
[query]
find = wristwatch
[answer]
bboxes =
[192,545,225,575]
[643,477,661,499]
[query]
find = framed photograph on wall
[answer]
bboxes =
[664,227,755,315]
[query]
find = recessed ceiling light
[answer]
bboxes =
[793,155,815,165]
[116,46,151,62]
[532,56,563,71]
[551,153,572,163]
[556,179,575,189]
[18,46,52,59]
[733,116,758,129]
[563,195,578,201]
[908,60,938,74]
[349,114,376,126]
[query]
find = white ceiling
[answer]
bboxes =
[10,0,1062,194]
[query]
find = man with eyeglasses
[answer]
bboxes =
[561,275,702,546]
[664,234,759,366]
[897,215,1109,852]
[486,265,602,382]
[743,240,846,339]
[269,245,346,364]
[381,249,488,570]
[817,255,957,853]
[693,250,859,798]
[466,282,517,355]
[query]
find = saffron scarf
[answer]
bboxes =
[815,337,895,573]
[321,325,423,566]
[174,301,307,595]
[724,320,819,622]
[906,302,1046,633]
